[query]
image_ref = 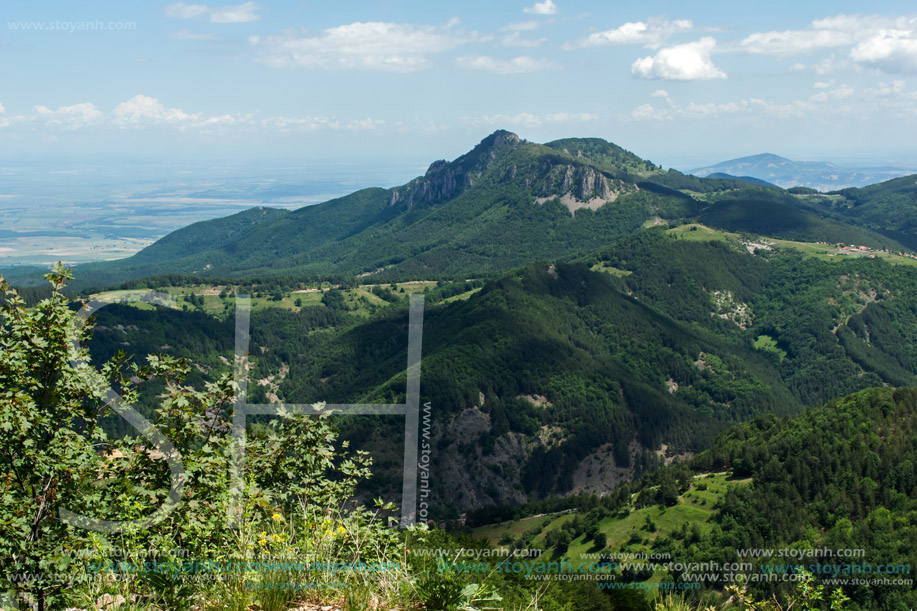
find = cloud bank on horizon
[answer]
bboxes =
[2,0,917,165]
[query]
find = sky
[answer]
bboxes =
[3,0,917,170]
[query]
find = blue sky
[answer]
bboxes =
[2,0,917,169]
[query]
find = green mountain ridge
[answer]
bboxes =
[60,130,917,291]
[71,131,674,288]
[126,205,290,263]
[830,175,917,249]
[704,172,780,187]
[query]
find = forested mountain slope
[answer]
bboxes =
[683,386,917,611]
[829,175,917,249]
[87,231,917,512]
[473,387,917,611]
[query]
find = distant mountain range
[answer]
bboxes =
[692,153,916,191]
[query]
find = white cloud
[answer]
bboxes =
[456,55,557,74]
[346,118,386,130]
[504,20,542,32]
[260,115,391,132]
[34,102,104,129]
[197,113,240,126]
[741,27,852,55]
[631,99,762,121]
[638,89,817,121]
[523,0,557,16]
[630,95,798,122]
[260,116,341,131]
[165,3,209,19]
[632,37,726,80]
[785,54,848,75]
[170,29,223,41]
[629,82,917,122]
[851,29,917,73]
[210,2,261,23]
[165,2,261,24]
[567,18,693,50]
[739,14,917,66]
[3,95,403,135]
[0,103,5,114]
[112,95,196,124]
[110,95,251,130]
[499,31,547,48]
[251,21,473,72]
[463,111,597,128]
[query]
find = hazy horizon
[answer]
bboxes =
[4,136,917,267]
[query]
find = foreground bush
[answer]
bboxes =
[0,266,417,611]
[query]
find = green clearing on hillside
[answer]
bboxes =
[753,334,787,362]
[667,223,744,247]
[589,262,632,277]
[91,280,446,318]
[472,511,575,545]
[469,472,751,597]
[442,286,483,303]
[768,237,917,267]
[472,472,746,559]
[88,289,171,311]
[667,223,917,267]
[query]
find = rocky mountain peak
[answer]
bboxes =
[389,130,522,208]
[428,129,521,177]
[476,129,521,150]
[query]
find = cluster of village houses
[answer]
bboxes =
[831,243,917,261]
